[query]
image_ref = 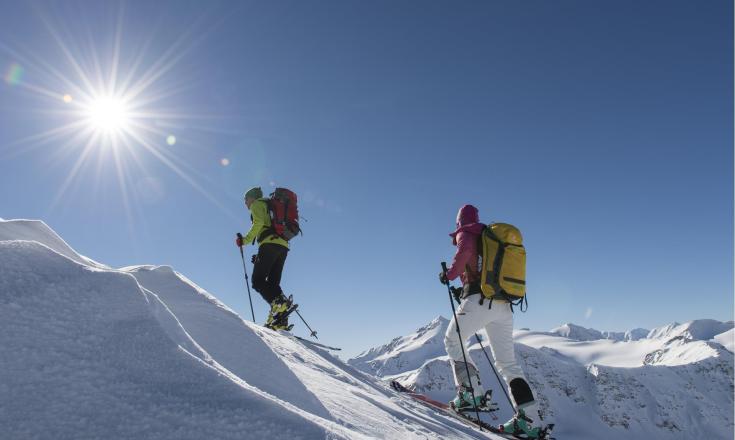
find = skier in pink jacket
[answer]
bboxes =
[441,204,547,439]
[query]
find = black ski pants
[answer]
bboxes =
[252,243,288,304]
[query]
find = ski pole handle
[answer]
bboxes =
[236,232,244,254]
[440,262,449,285]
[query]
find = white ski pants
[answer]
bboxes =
[444,297,525,384]
[444,296,540,421]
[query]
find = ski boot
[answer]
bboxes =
[449,387,495,413]
[265,295,297,331]
[498,409,553,439]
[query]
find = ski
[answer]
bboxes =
[390,380,555,440]
[274,330,341,351]
[291,335,341,351]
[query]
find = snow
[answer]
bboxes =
[0,241,329,440]
[549,323,605,341]
[0,219,106,268]
[351,317,735,440]
[349,316,450,377]
[0,219,508,440]
[3,217,732,440]
[646,319,735,341]
[713,328,735,353]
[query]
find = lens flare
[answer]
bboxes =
[4,63,24,85]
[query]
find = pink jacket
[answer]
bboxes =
[446,204,484,285]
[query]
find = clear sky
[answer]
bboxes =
[1,0,732,358]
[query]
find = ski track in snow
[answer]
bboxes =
[0,219,504,440]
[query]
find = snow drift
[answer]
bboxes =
[0,219,508,440]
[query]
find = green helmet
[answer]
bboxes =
[244,187,263,200]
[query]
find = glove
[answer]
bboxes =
[450,286,462,305]
[235,234,244,247]
[251,254,257,264]
[439,271,449,285]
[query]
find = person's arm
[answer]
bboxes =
[243,201,268,244]
[446,231,474,281]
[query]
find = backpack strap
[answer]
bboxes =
[485,227,506,296]
[257,199,278,243]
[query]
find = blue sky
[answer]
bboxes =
[0,0,732,358]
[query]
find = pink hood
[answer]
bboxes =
[449,204,484,245]
[446,204,484,283]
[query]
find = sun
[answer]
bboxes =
[1,7,241,224]
[84,95,131,135]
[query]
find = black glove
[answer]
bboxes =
[450,286,462,305]
[439,271,448,285]
[251,254,258,264]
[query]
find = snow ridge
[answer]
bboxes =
[348,316,450,377]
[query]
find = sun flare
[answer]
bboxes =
[1,7,237,223]
[84,95,131,134]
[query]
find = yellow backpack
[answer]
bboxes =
[479,223,528,310]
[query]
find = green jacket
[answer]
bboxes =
[243,199,289,249]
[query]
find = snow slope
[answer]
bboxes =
[0,219,507,440]
[350,317,735,440]
[714,328,735,353]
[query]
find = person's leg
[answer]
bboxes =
[444,297,492,399]
[252,244,281,304]
[484,302,542,426]
[264,245,288,299]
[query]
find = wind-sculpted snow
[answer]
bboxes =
[0,220,509,440]
[352,319,735,440]
[122,264,332,419]
[0,219,106,268]
[0,241,332,440]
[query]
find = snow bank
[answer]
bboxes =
[0,240,330,440]
[0,219,106,268]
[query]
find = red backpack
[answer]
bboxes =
[260,188,301,241]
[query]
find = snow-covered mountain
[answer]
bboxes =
[549,323,651,342]
[348,316,450,377]
[349,317,734,440]
[0,219,512,440]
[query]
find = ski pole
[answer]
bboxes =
[237,233,256,322]
[442,262,482,427]
[474,333,514,409]
[294,308,318,339]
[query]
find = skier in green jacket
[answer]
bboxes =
[236,187,292,330]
